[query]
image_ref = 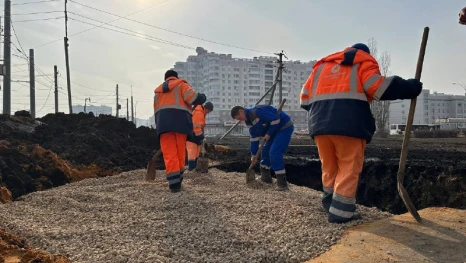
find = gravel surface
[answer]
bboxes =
[0,169,391,263]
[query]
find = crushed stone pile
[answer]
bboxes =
[0,169,390,263]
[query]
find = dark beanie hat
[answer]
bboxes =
[204,102,214,111]
[351,43,370,54]
[164,70,178,80]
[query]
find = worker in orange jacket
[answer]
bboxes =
[154,70,206,192]
[186,102,214,170]
[300,43,423,223]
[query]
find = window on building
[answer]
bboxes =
[425,118,429,123]
[424,105,428,110]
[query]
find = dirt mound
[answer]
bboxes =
[0,140,116,199]
[35,113,159,171]
[0,228,69,263]
[0,112,163,199]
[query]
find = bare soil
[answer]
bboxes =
[0,228,70,263]
[309,207,466,263]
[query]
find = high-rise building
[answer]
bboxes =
[389,90,466,129]
[173,47,317,135]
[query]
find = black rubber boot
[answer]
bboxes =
[260,167,273,183]
[276,173,289,191]
[169,182,181,193]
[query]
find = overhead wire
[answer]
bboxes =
[67,15,195,50]
[33,0,173,49]
[13,17,66,23]
[11,0,61,6]
[68,0,274,55]
[11,11,62,15]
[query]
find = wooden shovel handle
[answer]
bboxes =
[397,27,429,182]
[249,99,287,168]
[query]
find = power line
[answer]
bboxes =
[68,0,274,55]
[11,11,62,15]
[68,15,194,50]
[12,0,61,6]
[34,0,173,49]
[37,86,54,112]
[11,20,29,60]
[13,17,65,23]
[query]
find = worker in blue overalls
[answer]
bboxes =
[231,104,294,191]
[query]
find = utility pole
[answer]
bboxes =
[126,98,129,120]
[3,0,11,115]
[54,65,58,113]
[64,0,72,114]
[116,84,119,117]
[84,97,90,113]
[29,49,35,118]
[0,15,2,93]
[135,101,138,126]
[131,86,134,123]
[278,52,283,104]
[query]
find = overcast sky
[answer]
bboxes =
[2,0,466,118]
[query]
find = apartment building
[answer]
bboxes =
[389,90,466,129]
[173,47,316,135]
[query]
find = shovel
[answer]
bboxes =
[396,27,429,223]
[146,149,162,181]
[246,99,287,184]
[196,139,209,173]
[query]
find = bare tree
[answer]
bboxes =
[367,38,391,137]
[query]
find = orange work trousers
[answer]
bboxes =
[160,132,187,187]
[186,141,201,161]
[314,135,366,223]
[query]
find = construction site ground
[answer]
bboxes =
[0,113,465,262]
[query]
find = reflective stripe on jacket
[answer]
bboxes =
[154,77,199,137]
[299,48,394,143]
[192,105,206,136]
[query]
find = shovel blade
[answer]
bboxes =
[196,157,209,173]
[245,168,256,184]
[146,160,157,181]
[398,183,422,223]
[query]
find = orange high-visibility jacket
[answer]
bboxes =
[192,105,207,137]
[154,77,206,137]
[300,47,418,143]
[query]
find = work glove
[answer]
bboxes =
[194,134,205,145]
[406,79,423,98]
[460,6,466,25]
